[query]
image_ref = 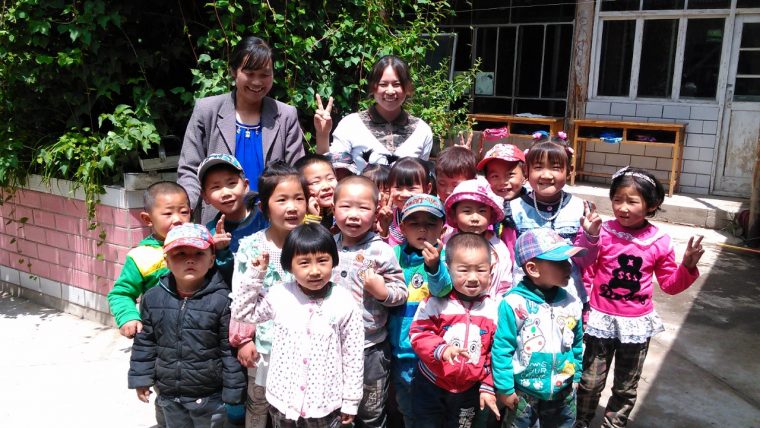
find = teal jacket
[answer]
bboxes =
[492,279,583,400]
[388,244,451,382]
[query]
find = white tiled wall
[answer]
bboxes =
[580,100,720,195]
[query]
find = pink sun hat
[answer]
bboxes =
[444,176,505,225]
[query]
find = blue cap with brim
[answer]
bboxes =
[534,245,586,262]
[515,227,588,267]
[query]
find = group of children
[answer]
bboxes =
[108,133,705,428]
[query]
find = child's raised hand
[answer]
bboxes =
[580,200,602,237]
[422,239,444,270]
[457,131,474,150]
[498,392,519,410]
[441,345,470,365]
[362,267,389,301]
[307,196,321,216]
[313,94,333,138]
[213,215,232,250]
[136,386,152,403]
[376,193,394,236]
[682,235,705,269]
[480,392,500,418]
[119,320,143,339]
[249,252,270,276]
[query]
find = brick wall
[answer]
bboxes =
[581,100,720,195]
[0,176,148,318]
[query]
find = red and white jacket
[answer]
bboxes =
[410,292,499,395]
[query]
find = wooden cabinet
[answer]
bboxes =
[571,119,686,196]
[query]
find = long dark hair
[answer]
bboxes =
[367,55,413,96]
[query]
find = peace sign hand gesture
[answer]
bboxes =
[376,192,394,238]
[314,94,333,138]
[682,235,705,269]
[456,131,474,150]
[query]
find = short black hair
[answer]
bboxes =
[445,232,491,266]
[143,181,190,212]
[436,146,477,179]
[609,167,665,217]
[230,36,272,73]
[388,157,430,189]
[362,164,391,190]
[281,223,339,272]
[334,175,380,206]
[294,153,334,174]
[258,161,309,219]
[201,163,245,189]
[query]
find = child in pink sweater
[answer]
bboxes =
[574,167,705,428]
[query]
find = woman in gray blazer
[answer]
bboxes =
[178,36,305,223]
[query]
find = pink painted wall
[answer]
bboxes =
[0,189,149,296]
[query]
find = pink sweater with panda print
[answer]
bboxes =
[575,220,699,318]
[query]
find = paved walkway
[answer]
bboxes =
[0,221,758,427]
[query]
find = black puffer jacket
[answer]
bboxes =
[128,270,246,404]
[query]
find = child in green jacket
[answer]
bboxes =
[492,228,585,428]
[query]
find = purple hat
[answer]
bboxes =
[515,228,587,267]
[401,194,445,222]
[444,176,505,224]
[164,223,214,253]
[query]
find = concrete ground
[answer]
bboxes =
[0,221,759,427]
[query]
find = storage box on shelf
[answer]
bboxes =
[467,114,565,152]
[571,119,686,196]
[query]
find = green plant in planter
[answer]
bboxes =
[36,104,159,233]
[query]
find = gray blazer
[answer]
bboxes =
[178,91,305,223]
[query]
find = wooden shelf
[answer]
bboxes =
[468,114,565,140]
[571,119,686,196]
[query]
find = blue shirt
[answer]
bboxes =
[235,121,264,192]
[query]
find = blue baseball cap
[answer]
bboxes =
[401,194,445,222]
[197,153,244,184]
[515,228,587,267]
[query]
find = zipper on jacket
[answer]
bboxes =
[176,297,188,396]
[460,302,472,379]
[549,305,555,398]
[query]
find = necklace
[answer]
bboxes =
[532,191,564,222]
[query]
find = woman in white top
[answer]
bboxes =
[315,55,433,170]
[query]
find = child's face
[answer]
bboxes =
[334,183,377,240]
[449,246,491,298]
[202,169,250,221]
[290,252,334,293]
[400,212,444,250]
[454,201,492,234]
[303,162,338,209]
[390,182,428,210]
[165,246,214,289]
[528,259,572,289]
[436,173,469,204]
[528,154,567,203]
[486,160,525,201]
[612,185,652,229]
[143,193,192,241]
[267,178,307,233]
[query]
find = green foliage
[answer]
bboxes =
[190,0,475,150]
[36,104,159,227]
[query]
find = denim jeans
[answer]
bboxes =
[157,393,226,428]
[391,359,416,428]
[512,386,576,428]
[356,340,391,428]
[412,373,479,428]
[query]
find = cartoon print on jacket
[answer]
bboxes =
[442,323,483,364]
[519,318,545,366]
[556,314,577,349]
[411,272,425,289]
[599,254,646,304]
